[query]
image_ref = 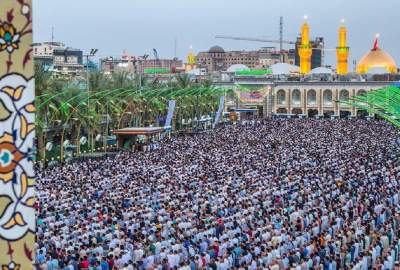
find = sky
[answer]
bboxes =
[33,0,400,69]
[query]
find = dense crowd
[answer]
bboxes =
[36,119,400,270]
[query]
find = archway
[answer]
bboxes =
[308,109,319,118]
[277,108,288,114]
[340,110,351,118]
[292,108,303,115]
[357,110,369,118]
[323,110,335,118]
[357,89,367,96]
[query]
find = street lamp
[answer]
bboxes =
[84,49,98,152]
[85,48,98,110]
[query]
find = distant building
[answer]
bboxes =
[295,37,324,69]
[196,46,296,74]
[215,78,392,119]
[138,59,183,74]
[258,47,296,68]
[33,42,84,79]
[33,42,64,66]
[100,53,183,75]
[100,57,136,75]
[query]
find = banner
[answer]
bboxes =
[0,0,35,268]
[164,100,176,130]
[213,96,225,128]
[236,90,268,104]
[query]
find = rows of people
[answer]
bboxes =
[36,119,400,269]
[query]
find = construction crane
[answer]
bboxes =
[215,35,335,48]
[216,16,293,63]
[215,35,295,45]
[215,35,334,67]
[215,35,294,63]
[216,17,337,65]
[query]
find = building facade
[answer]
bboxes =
[100,57,136,75]
[216,79,391,118]
[33,42,84,78]
[52,47,84,78]
[33,42,65,66]
[138,59,183,74]
[100,57,183,75]
[196,46,296,74]
[270,81,388,117]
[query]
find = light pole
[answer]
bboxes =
[85,48,98,109]
[84,48,98,152]
[103,101,109,152]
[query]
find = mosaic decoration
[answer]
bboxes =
[0,0,35,269]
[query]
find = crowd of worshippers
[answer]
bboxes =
[35,119,400,270]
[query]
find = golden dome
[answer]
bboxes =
[357,39,397,74]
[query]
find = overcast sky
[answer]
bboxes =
[33,0,399,68]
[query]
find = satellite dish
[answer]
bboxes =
[63,140,70,148]
[79,136,87,145]
[95,134,102,141]
[45,142,53,151]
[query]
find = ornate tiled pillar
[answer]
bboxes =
[0,0,35,269]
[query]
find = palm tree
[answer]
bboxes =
[112,71,132,88]
[175,74,192,89]
[34,63,65,164]
[35,66,233,161]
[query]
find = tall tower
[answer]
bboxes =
[298,16,312,74]
[336,19,349,75]
[185,45,197,72]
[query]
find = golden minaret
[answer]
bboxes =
[336,19,349,75]
[298,16,312,74]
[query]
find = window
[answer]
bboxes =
[323,90,333,105]
[277,90,286,105]
[307,90,317,105]
[358,89,366,96]
[339,89,349,101]
[292,89,301,105]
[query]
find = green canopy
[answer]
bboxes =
[339,85,400,128]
